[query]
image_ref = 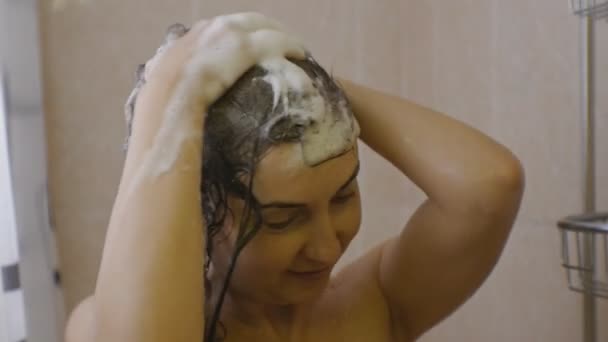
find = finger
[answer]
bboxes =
[192,18,211,30]
[248,29,307,60]
[186,18,211,38]
[216,12,285,33]
[164,23,189,43]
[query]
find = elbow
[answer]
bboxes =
[495,155,525,194]
[500,154,525,195]
[438,154,525,218]
[480,155,525,217]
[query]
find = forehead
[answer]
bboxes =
[252,143,359,203]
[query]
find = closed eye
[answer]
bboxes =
[264,192,356,230]
[261,162,360,230]
[265,214,301,230]
[331,192,356,204]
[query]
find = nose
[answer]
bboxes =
[303,211,341,265]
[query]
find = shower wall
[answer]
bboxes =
[39,0,607,340]
[595,9,608,342]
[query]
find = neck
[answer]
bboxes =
[208,277,313,339]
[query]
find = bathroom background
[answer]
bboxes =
[1,0,607,341]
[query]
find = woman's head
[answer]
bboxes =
[201,54,361,301]
[124,23,361,340]
[211,144,361,305]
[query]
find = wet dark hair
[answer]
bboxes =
[124,24,354,342]
[204,58,351,341]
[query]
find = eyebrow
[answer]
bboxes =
[260,162,360,209]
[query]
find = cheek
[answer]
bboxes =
[335,195,362,245]
[235,230,307,274]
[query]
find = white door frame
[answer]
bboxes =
[0,1,64,341]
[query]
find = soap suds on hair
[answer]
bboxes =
[127,15,307,192]
[258,57,360,166]
[123,14,360,197]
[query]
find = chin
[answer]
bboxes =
[283,277,331,304]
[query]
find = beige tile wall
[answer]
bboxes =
[595,16,608,342]
[39,0,607,340]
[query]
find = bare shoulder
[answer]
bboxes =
[65,295,95,342]
[310,241,403,342]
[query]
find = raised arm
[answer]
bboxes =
[340,79,524,340]
[66,14,306,342]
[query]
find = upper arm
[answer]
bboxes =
[377,168,524,340]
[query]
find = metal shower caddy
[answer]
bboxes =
[557,1,608,342]
[570,0,608,17]
[558,213,608,298]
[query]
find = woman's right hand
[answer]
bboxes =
[133,13,307,130]
[122,13,307,184]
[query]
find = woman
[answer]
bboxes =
[66,13,524,342]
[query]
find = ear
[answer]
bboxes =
[221,209,235,232]
[214,205,239,245]
[223,195,247,233]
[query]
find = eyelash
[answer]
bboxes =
[331,192,356,204]
[264,192,356,231]
[265,215,299,230]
